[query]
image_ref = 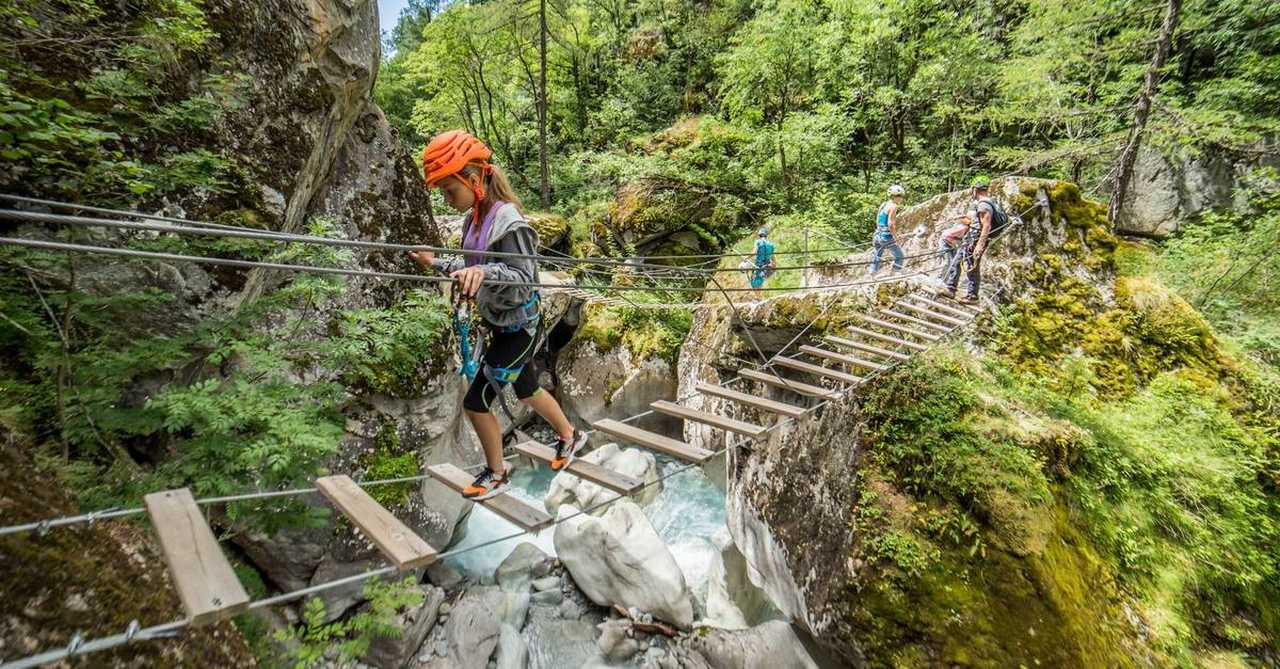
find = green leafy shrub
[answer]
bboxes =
[276,577,423,669]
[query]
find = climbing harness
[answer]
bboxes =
[460,289,545,424]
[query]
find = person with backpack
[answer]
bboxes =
[869,184,906,276]
[749,227,776,298]
[409,129,588,500]
[940,176,1005,303]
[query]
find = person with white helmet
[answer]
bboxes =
[749,226,777,298]
[869,184,906,276]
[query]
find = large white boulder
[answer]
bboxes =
[553,500,695,630]
[544,443,660,514]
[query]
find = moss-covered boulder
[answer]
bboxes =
[0,442,255,666]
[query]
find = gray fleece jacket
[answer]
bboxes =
[430,202,541,330]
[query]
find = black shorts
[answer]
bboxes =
[462,325,541,413]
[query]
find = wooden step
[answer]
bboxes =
[879,309,954,333]
[695,382,806,419]
[905,294,974,319]
[145,488,250,625]
[651,400,769,438]
[428,464,554,531]
[738,368,842,400]
[856,314,942,342]
[843,326,928,352]
[893,301,968,327]
[799,345,889,372]
[316,475,438,570]
[772,356,864,384]
[513,441,643,495]
[592,419,715,464]
[823,335,912,361]
[933,292,983,314]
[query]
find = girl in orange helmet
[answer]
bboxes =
[410,129,587,500]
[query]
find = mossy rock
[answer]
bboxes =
[570,301,689,366]
[527,211,570,248]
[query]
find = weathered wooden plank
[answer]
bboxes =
[933,291,982,314]
[842,326,929,352]
[694,382,806,419]
[855,315,942,342]
[315,475,438,570]
[823,334,912,361]
[799,345,889,372]
[738,368,842,399]
[144,488,250,625]
[905,294,974,319]
[513,441,642,495]
[879,309,954,333]
[427,464,554,531]
[591,419,715,464]
[893,301,968,327]
[650,400,769,438]
[772,356,864,384]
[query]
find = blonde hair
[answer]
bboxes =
[462,162,523,213]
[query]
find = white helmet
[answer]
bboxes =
[888,184,905,196]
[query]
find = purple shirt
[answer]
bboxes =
[462,201,508,267]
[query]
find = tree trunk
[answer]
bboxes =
[538,0,550,208]
[1107,0,1182,223]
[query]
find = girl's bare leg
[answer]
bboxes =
[520,389,575,441]
[465,409,506,473]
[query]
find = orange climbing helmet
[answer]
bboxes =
[422,129,492,186]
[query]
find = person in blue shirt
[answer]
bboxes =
[750,227,776,298]
[869,184,906,275]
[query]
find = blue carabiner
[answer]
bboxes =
[453,300,479,381]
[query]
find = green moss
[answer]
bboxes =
[995,249,1228,398]
[839,341,1280,666]
[360,423,417,508]
[572,301,690,366]
[1046,181,1119,269]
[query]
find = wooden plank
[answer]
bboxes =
[651,400,769,438]
[772,356,864,384]
[893,301,968,327]
[799,345,889,372]
[513,441,642,495]
[823,334,912,361]
[842,326,928,352]
[738,368,842,399]
[144,488,250,625]
[427,464,554,531]
[905,294,974,319]
[879,309,954,333]
[591,419,715,464]
[315,475,438,570]
[933,291,982,314]
[695,382,806,419]
[856,314,941,342]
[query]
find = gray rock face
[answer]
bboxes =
[446,589,503,669]
[703,529,778,630]
[1114,144,1278,238]
[494,624,528,669]
[596,619,641,663]
[678,621,817,669]
[362,584,445,669]
[557,342,680,436]
[553,500,696,630]
[306,555,384,624]
[495,542,553,593]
